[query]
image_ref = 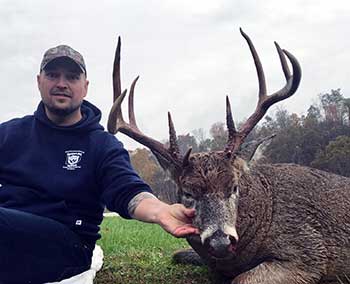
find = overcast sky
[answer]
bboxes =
[1,0,349,149]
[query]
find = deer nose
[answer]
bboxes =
[205,230,237,258]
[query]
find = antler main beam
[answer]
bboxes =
[225,28,301,153]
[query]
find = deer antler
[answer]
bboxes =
[107,37,183,170]
[107,31,301,167]
[225,28,301,153]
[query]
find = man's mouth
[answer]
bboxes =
[51,93,71,98]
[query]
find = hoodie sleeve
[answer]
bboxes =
[98,134,153,219]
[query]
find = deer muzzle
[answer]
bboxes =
[204,229,238,259]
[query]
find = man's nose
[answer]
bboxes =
[56,75,68,88]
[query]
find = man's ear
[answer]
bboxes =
[37,74,41,91]
[84,79,89,97]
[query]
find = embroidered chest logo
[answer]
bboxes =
[63,150,85,171]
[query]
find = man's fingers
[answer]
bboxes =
[173,225,199,237]
[183,207,196,218]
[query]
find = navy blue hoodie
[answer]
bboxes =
[0,100,152,247]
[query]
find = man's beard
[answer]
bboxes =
[44,102,82,117]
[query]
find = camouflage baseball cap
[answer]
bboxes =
[40,45,86,74]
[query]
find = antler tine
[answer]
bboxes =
[168,112,180,158]
[226,95,237,141]
[107,89,128,134]
[279,49,302,95]
[107,37,182,169]
[113,37,122,103]
[240,28,267,97]
[275,42,291,80]
[128,76,139,129]
[228,30,301,153]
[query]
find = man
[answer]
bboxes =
[0,45,198,283]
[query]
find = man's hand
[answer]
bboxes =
[132,198,199,238]
[156,203,199,237]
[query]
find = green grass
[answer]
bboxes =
[95,217,211,284]
[95,218,348,284]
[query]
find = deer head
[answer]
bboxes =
[107,29,301,259]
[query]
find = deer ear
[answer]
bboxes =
[224,150,238,160]
[225,150,233,159]
[151,150,183,180]
[182,148,193,168]
[238,134,276,163]
[151,150,171,170]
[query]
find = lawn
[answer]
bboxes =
[95,216,211,284]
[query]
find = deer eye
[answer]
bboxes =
[183,192,194,199]
[181,190,197,208]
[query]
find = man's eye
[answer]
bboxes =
[46,72,57,79]
[67,74,80,80]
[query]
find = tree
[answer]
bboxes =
[303,105,321,128]
[130,147,178,204]
[192,128,206,146]
[275,108,292,129]
[177,134,199,155]
[198,138,213,152]
[311,136,350,177]
[129,148,159,186]
[260,93,350,170]
[151,168,178,204]
[262,109,304,164]
[319,89,345,125]
[344,98,350,126]
[209,122,227,151]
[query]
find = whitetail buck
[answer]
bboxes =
[107,30,350,284]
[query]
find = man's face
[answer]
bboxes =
[37,58,89,120]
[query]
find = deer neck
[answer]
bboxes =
[236,167,274,261]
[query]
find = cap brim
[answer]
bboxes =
[41,56,86,74]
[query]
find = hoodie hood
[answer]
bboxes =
[34,100,104,133]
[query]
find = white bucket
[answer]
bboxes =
[46,245,104,284]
